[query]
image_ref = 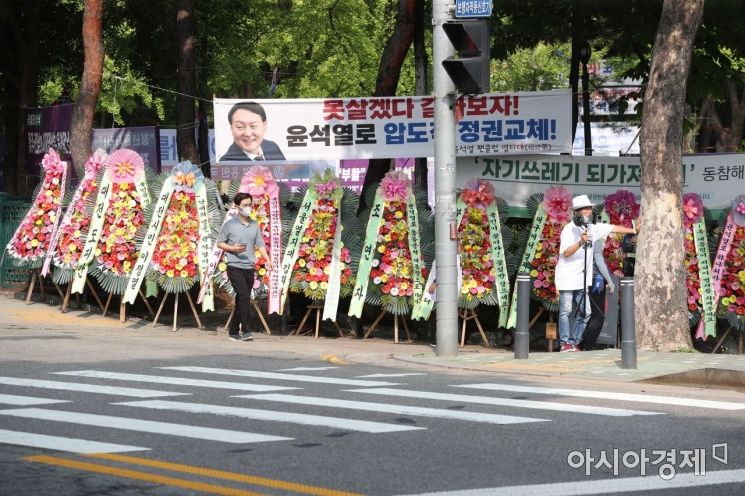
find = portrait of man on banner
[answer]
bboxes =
[220,101,286,162]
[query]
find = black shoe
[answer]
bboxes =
[228,334,241,341]
[241,331,254,341]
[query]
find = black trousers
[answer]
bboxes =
[582,287,606,348]
[226,266,255,334]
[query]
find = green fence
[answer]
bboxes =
[0,193,33,287]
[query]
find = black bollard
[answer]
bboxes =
[620,277,637,369]
[514,271,530,359]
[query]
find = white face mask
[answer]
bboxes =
[240,207,252,217]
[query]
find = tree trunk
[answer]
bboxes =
[176,0,198,163]
[413,0,428,191]
[69,0,104,176]
[360,0,417,211]
[700,85,745,153]
[636,0,703,351]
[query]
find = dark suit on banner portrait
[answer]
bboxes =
[220,141,286,161]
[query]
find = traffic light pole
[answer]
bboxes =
[432,0,459,357]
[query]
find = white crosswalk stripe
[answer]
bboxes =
[0,376,188,398]
[0,408,291,444]
[54,370,300,392]
[160,366,402,387]
[355,373,427,378]
[276,367,339,371]
[346,388,662,417]
[115,399,425,433]
[0,429,149,454]
[0,393,69,406]
[235,393,548,425]
[455,383,745,411]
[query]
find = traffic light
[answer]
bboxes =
[442,19,490,94]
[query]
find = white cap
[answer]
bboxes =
[572,194,594,210]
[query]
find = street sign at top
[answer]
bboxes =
[454,0,492,18]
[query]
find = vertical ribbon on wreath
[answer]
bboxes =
[122,178,175,304]
[280,195,316,312]
[486,203,510,327]
[323,201,344,321]
[40,162,69,276]
[349,190,385,318]
[195,182,214,311]
[267,189,282,314]
[197,208,238,304]
[71,173,113,294]
[712,213,737,304]
[506,204,547,329]
[406,193,425,313]
[693,217,716,339]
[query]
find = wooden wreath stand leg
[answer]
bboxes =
[364,310,411,344]
[252,300,271,335]
[152,292,202,332]
[546,313,557,352]
[711,325,743,355]
[25,269,45,304]
[61,284,73,313]
[291,304,343,339]
[61,278,105,313]
[459,308,489,348]
[224,307,235,334]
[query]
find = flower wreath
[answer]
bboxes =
[712,195,745,334]
[5,148,67,269]
[45,149,106,285]
[280,169,361,321]
[600,189,639,276]
[680,193,716,338]
[71,149,151,296]
[506,186,571,327]
[123,162,222,311]
[201,165,291,314]
[349,170,433,317]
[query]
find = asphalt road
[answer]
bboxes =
[1,346,744,495]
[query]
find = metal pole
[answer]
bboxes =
[432,0,459,357]
[620,277,637,369]
[582,61,592,156]
[514,272,530,359]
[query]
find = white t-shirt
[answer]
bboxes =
[555,222,613,291]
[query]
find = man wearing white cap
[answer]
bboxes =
[555,195,639,352]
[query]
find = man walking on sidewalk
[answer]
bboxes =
[217,192,273,341]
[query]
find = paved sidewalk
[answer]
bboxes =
[2,292,745,388]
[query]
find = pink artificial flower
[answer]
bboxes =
[41,148,66,175]
[106,149,144,183]
[462,179,495,209]
[543,186,572,222]
[380,171,410,202]
[604,190,640,225]
[682,193,704,226]
[84,149,107,177]
[314,180,337,197]
[241,164,277,196]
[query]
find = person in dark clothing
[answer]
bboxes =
[216,192,273,341]
[581,241,616,351]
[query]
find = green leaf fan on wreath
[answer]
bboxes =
[122,161,222,311]
[349,170,431,318]
[280,168,361,321]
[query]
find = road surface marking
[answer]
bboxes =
[0,429,148,453]
[276,367,339,371]
[236,393,548,425]
[54,370,299,392]
[0,408,290,444]
[116,400,425,433]
[456,383,745,411]
[161,366,401,387]
[0,376,188,398]
[347,388,661,417]
[395,469,745,495]
[355,373,426,378]
[88,453,363,496]
[0,393,70,406]
[25,455,262,496]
